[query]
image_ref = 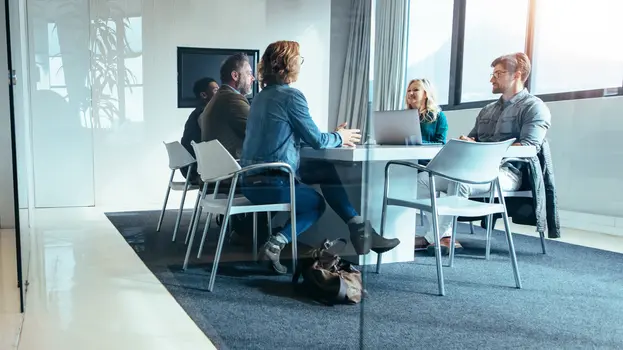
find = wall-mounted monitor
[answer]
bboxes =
[177,47,260,108]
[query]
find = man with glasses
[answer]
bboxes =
[414,52,552,255]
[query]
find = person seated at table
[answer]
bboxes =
[240,40,400,274]
[415,52,552,255]
[199,53,254,159]
[180,77,219,184]
[405,78,448,146]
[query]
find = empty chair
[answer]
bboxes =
[377,138,522,296]
[183,140,297,292]
[157,141,200,242]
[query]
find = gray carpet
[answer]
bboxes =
[106,210,623,350]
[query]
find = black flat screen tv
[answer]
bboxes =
[177,47,260,108]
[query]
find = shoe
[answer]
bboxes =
[414,235,429,250]
[258,236,287,274]
[426,237,462,256]
[349,222,400,255]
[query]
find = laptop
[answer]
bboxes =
[370,109,423,146]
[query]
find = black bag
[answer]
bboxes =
[293,239,364,305]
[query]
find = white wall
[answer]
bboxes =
[22,0,335,209]
[445,95,623,218]
[0,1,16,228]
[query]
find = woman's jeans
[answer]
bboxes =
[241,161,358,242]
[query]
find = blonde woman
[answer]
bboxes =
[406,79,462,254]
[240,40,400,274]
[405,78,448,144]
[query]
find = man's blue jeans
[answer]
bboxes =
[241,161,358,242]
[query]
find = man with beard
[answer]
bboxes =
[414,52,552,255]
[199,53,255,159]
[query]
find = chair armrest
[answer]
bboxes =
[202,162,295,184]
[502,157,530,165]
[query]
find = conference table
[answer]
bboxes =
[296,144,537,265]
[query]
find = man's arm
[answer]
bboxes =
[288,89,342,149]
[227,95,250,140]
[518,101,551,147]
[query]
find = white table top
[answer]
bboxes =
[301,144,537,162]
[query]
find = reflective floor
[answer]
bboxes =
[1,207,622,349]
[3,208,215,350]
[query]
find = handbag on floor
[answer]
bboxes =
[293,238,364,305]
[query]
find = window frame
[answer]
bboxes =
[419,0,623,111]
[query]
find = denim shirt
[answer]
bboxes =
[240,84,342,176]
[467,89,551,149]
[468,88,551,178]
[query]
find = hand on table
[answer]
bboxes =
[458,135,476,142]
[337,127,361,147]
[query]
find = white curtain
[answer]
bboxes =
[336,0,372,135]
[373,0,409,112]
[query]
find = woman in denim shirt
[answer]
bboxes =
[240,41,400,274]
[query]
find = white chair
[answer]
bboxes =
[157,141,200,242]
[467,157,547,258]
[183,140,297,292]
[376,138,522,296]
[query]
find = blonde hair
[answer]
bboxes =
[258,40,301,88]
[405,78,441,123]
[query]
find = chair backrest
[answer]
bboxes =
[425,138,515,184]
[163,141,196,170]
[191,140,241,182]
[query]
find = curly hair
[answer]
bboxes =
[258,41,301,88]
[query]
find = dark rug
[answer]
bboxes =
[106,210,623,350]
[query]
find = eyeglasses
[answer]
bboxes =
[490,70,508,79]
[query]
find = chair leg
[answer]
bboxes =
[208,214,231,292]
[186,207,202,245]
[197,213,214,259]
[185,191,202,245]
[485,214,493,260]
[539,231,547,254]
[448,217,458,267]
[290,210,298,276]
[375,198,389,274]
[431,211,445,296]
[182,209,202,271]
[156,171,175,231]
[267,212,272,233]
[469,221,475,234]
[501,211,522,289]
[172,182,190,242]
[253,212,258,261]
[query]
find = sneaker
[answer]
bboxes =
[349,222,400,255]
[258,236,287,274]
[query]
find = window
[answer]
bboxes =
[461,0,529,102]
[531,0,623,95]
[403,0,623,109]
[406,0,454,105]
